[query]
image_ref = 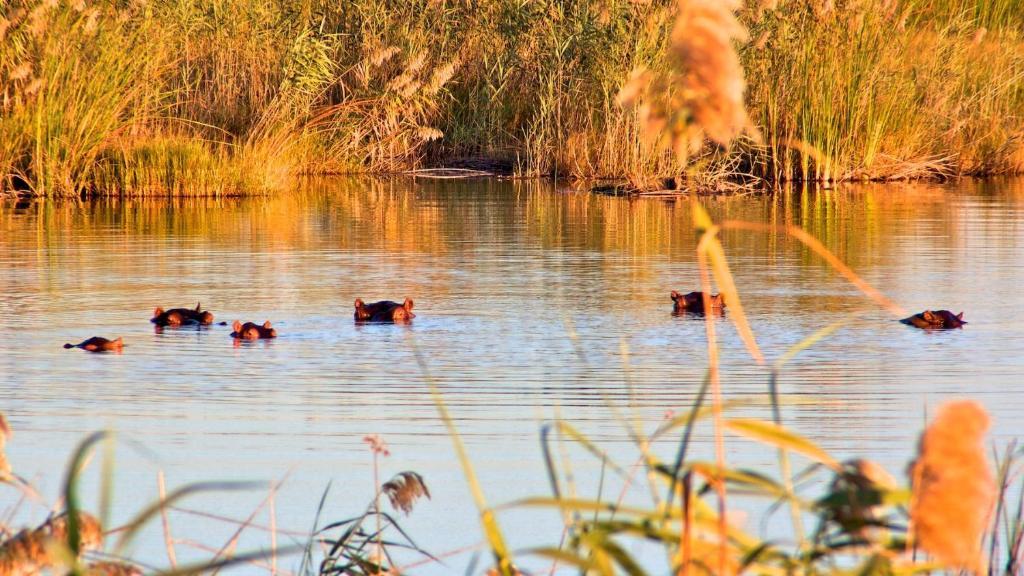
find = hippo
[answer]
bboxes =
[354,298,415,323]
[900,310,966,329]
[63,336,124,352]
[671,290,725,315]
[152,302,214,327]
[230,320,277,340]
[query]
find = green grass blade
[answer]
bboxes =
[63,430,111,558]
[415,346,514,575]
[724,419,840,470]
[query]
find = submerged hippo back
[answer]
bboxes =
[64,336,123,352]
[671,291,725,314]
[901,310,966,329]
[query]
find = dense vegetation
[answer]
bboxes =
[1,0,1021,196]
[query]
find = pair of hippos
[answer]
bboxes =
[151,303,278,338]
[673,290,967,329]
[151,303,279,339]
[63,298,416,353]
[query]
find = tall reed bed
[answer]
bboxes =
[0,1,165,196]
[1,0,1022,196]
[743,0,1024,181]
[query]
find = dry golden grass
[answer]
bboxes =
[2,0,1023,194]
[909,400,995,574]
[0,511,103,575]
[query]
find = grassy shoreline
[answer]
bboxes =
[1,0,1022,197]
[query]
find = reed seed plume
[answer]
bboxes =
[369,46,401,68]
[381,471,431,515]
[363,434,391,456]
[616,0,755,168]
[671,0,755,147]
[910,400,995,574]
[9,64,32,82]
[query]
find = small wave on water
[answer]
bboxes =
[1,177,1023,572]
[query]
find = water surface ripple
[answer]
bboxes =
[1,177,1023,571]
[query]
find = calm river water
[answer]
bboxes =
[1,177,1022,573]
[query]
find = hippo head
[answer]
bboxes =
[354,298,372,321]
[392,298,415,322]
[232,320,260,340]
[671,291,703,309]
[199,311,215,325]
[670,291,695,306]
[262,320,277,338]
[933,310,967,328]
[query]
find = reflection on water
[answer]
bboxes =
[1,177,1023,571]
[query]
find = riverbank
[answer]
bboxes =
[1,0,1022,197]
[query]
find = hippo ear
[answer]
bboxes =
[956,312,964,320]
[404,298,414,311]
[195,302,202,312]
[114,337,123,344]
[154,307,163,317]
[263,320,272,329]
[354,298,364,309]
[670,290,681,301]
[232,320,241,332]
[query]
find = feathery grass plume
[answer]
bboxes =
[617,0,754,166]
[369,46,401,68]
[426,59,459,95]
[671,0,754,147]
[9,63,31,82]
[910,401,995,574]
[0,511,103,574]
[382,471,431,515]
